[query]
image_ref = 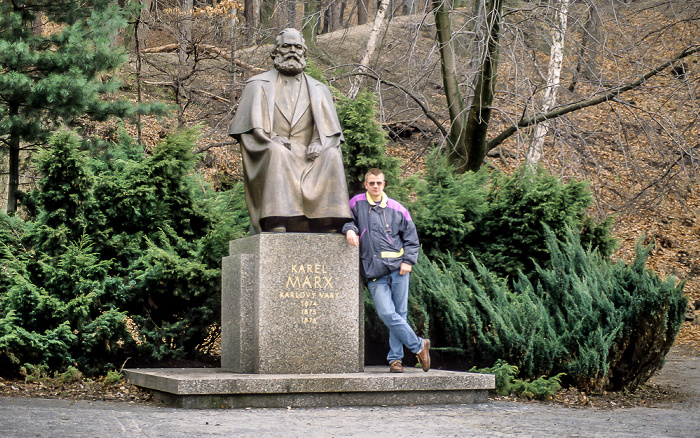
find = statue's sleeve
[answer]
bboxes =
[308,78,344,146]
[228,79,270,138]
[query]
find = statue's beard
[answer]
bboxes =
[274,54,306,75]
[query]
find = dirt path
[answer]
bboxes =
[647,347,700,411]
[1,349,698,438]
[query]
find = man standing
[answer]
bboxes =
[343,168,430,373]
[229,28,351,233]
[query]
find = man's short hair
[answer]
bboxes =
[364,168,384,180]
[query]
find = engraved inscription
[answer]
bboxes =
[280,263,337,324]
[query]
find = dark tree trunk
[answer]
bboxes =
[357,0,368,24]
[244,0,261,44]
[7,103,20,215]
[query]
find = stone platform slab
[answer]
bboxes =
[124,367,495,409]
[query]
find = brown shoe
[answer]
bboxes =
[416,339,431,372]
[389,360,404,373]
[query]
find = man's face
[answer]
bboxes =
[364,173,385,199]
[273,31,306,75]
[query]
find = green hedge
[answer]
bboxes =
[405,227,685,392]
[1,129,248,375]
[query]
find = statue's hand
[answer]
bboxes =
[307,142,322,161]
[272,136,292,149]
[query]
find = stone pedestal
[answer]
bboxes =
[221,233,362,374]
[124,233,497,409]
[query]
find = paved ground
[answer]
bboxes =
[1,352,698,438]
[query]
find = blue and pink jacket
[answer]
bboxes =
[342,192,420,280]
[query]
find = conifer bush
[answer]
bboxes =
[380,156,685,392]
[405,152,488,263]
[466,166,616,279]
[0,129,248,375]
[1,133,132,374]
[406,227,686,392]
[406,161,616,278]
[336,91,400,195]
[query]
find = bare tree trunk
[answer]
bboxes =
[286,0,297,27]
[433,0,466,161]
[323,3,330,33]
[138,0,152,50]
[230,6,240,103]
[434,0,503,173]
[455,0,503,173]
[177,0,193,126]
[329,0,340,32]
[7,104,20,215]
[302,0,320,44]
[262,0,277,39]
[579,2,602,81]
[340,0,347,26]
[526,0,571,169]
[135,2,144,145]
[244,0,261,44]
[570,2,602,91]
[357,0,368,24]
[348,0,391,99]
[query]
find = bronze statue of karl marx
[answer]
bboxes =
[228,28,352,234]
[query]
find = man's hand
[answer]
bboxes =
[346,230,359,248]
[399,263,412,275]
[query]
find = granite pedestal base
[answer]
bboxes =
[124,367,495,409]
[222,233,362,374]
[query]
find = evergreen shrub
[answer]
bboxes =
[406,227,686,392]
[336,90,400,195]
[405,152,488,263]
[406,160,616,278]
[0,128,249,375]
[467,166,616,279]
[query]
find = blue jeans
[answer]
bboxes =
[368,270,423,363]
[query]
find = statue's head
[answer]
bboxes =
[271,28,307,76]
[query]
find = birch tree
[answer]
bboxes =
[348,0,392,99]
[526,0,571,169]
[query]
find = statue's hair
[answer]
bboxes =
[270,28,308,60]
[364,168,384,180]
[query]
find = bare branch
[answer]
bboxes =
[338,70,448,137]
[487,45,700,151]
[142,43,265,73]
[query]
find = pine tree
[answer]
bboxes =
[0,0,136,214]
[335,90,400,196]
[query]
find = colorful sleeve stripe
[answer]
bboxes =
[386,198,412,221]
[349,193,365,209]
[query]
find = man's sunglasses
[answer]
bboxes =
[367,181,384,186]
